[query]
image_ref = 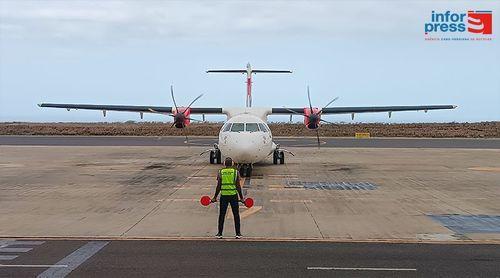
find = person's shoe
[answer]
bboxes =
[215,234,223,239]
[235,234,242,239]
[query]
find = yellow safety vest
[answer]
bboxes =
[220,168,237,196]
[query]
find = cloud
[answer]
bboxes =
[0,0,497,43]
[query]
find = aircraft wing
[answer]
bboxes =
[38,103,223,114]
[271,105,457,115]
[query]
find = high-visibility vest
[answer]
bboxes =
[220,168,237,196]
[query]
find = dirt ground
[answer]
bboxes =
[0,122,498,138]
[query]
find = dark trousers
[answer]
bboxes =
[218,195,240,235]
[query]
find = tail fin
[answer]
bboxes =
[207,63,292,107]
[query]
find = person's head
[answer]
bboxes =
[224,157,234,167]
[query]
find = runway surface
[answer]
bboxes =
[1,135,499,148]
[0,240,498,278]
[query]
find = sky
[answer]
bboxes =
[0,0,499,123]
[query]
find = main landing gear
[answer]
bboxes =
[273,150,285,165]
[239,164,253,177]
[209,149,221,164]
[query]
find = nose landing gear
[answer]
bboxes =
[239,164,253,177]
[273,150,285,165]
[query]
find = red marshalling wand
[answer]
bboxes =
[200,195,254,208]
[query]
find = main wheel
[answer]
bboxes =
[209,151,215,164]
[239,165,247,177]
[215,150,222,164]
[279,151,285,164]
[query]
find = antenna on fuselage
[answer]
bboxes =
[207,63,292,108]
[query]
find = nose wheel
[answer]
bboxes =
[239,164,253,177]
[209,149,221,164]
[273,150,285,165]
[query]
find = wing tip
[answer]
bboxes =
[453,105,458,109]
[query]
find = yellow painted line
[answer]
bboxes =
[270,200,312,203]
[468,167,500,172]
[239,206,262,219]
[227,206,262,219]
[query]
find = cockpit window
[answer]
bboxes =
[223,123,232,132]
[230,123,245,132]
[258,123,269,132]
[245,123,259,132]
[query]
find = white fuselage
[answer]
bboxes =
[218,109,276,164]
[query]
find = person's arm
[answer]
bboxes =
[236,173,244,201]
[212,172,221,202]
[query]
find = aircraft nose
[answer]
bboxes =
[227,136,260,162]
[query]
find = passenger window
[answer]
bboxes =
[246,123,259,132]
[223,123,232,132]
[230,123,245,132]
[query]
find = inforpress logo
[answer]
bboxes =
[424,10,493,40]
[468,11,493,34]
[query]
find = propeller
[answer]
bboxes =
[169,85,204,129]
[168,85,204,145]
[283,86,339,148]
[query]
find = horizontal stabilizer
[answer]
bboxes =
[206,70,246,73]
[252,70,292,73]
[206,69,292,74]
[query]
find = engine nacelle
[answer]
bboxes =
[303,107,321,129]
[173,107,191,128]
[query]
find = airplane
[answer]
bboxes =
[39,63,457,177]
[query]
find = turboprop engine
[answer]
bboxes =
[283,86,338,148]
[172,107,191,128]
[303,107,321,129]
[168,86,203,129]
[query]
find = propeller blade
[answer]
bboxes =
[182,128,189,144]
[281,106,305,116]
[307,85,313,111]
[320,118,335,124]
[185,94,204,111]
[321,96,339,111]
[186,117,204,123]
[170,85,179,113]
[315,129,321,149]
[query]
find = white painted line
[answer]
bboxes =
[37,241,109,278]
[171,198,198,202]
[1,264,67,268]
[270,199,312,203]
[0,255,18,260]
[0,247,32,252]
[307,266,417,271]
[8,241,45,246]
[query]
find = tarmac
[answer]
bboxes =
[0,137,499,276]
[1,240,499,278]
[1,135,500,148]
